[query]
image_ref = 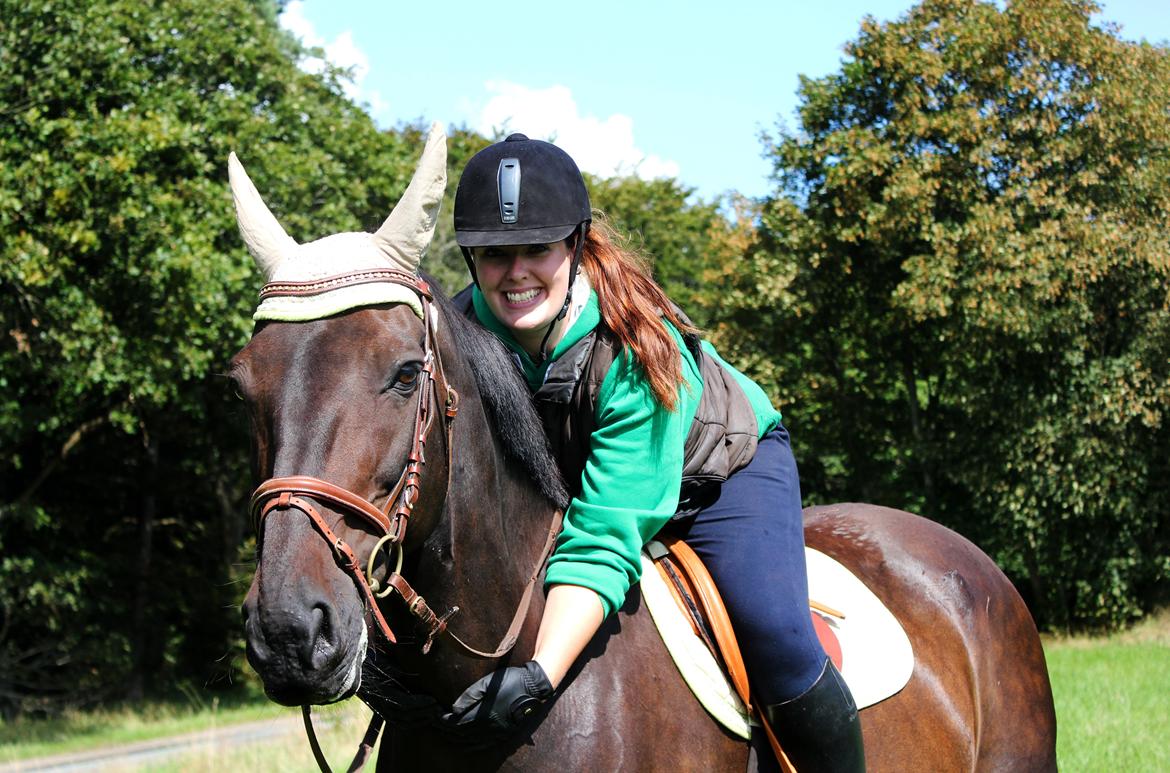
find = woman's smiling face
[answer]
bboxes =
[472,240,572,355]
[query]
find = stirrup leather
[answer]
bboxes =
[648,535,798,773]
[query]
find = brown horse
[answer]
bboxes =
[231,130,1056,772]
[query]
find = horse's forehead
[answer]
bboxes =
[235,306,423,377]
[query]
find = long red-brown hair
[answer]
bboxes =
[577,215,697,411]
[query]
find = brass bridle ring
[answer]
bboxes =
[366,533,404,599]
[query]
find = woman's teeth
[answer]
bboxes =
[506,289,540,303]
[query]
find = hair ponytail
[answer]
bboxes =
[579,216,696,410]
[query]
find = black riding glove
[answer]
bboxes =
[439,660,554,741]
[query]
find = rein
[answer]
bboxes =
[248,270,563,771]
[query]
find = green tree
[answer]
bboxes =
[722,0,1170,628]
[589,175,754,326]
[0,0,421,713]
[0,0,751,707]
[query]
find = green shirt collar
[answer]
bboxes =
[471,285,601,386]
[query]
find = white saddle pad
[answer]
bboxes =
[640,543,913,739]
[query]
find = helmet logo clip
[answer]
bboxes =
[497,158,520,224]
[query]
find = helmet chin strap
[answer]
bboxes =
[460,245,478,286]
[534,222,590,364]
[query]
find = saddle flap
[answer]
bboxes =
[653,536,753,708]
[640,540,914,739]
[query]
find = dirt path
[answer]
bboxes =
[0,716,303,772]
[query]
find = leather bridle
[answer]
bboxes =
[250,269,460,653]
[246,269,563,772]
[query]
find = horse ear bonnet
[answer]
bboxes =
[230,123,447,322]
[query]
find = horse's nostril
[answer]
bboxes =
[303,602,337,670]
[244,614,273,670]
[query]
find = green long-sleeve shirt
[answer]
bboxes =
[471,287,780,616]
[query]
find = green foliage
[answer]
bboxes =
[0,0,738,713]
[587,176,749,324]
[7,0,1165,718]
[0,0,421,714]
[720,0,1170,627]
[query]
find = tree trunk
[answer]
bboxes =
[127,433,159,701]
[900,353,936,513]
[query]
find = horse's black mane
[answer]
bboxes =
[427,277,570,510]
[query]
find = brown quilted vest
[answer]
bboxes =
[453,286,759,515]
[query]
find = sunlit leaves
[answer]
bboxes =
[730,0,1170,628]
[0,0,423,711]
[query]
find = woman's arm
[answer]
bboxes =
[532,583,606,688]
[437,584,603,738]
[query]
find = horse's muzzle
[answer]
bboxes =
[242,580,367,705]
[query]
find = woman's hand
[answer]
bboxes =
[439,660,553,741]
[438,585,604,745]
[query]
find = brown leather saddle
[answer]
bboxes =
[648,536,846,773]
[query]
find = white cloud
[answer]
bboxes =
[278,2,390,124]
[277,0,317,42]
[322,31,369,99]
[475,81,680,181]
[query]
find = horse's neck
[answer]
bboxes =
[444,355,556,582]
[416,335,555,686]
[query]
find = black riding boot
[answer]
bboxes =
[762,659,865,773]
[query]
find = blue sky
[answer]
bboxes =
[282,1,1170,200]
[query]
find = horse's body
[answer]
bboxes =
[235,300,1057,773]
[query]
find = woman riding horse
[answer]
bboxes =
[439,133,865,772]
[234,124,1055,772]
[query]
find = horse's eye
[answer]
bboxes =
[389,363,422,393]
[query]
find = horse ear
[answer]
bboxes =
[228,152,299,280]
[373,122,447,273]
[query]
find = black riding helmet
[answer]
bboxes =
[454,133,592,361]
[454,133,591,278]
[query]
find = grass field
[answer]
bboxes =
[0,689,376,772]
[1044,609,1170,772]
[2,612,1167,771]
[0,687,281,763]
[135,701,378,773]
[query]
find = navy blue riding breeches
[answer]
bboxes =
[666,425,827,705]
